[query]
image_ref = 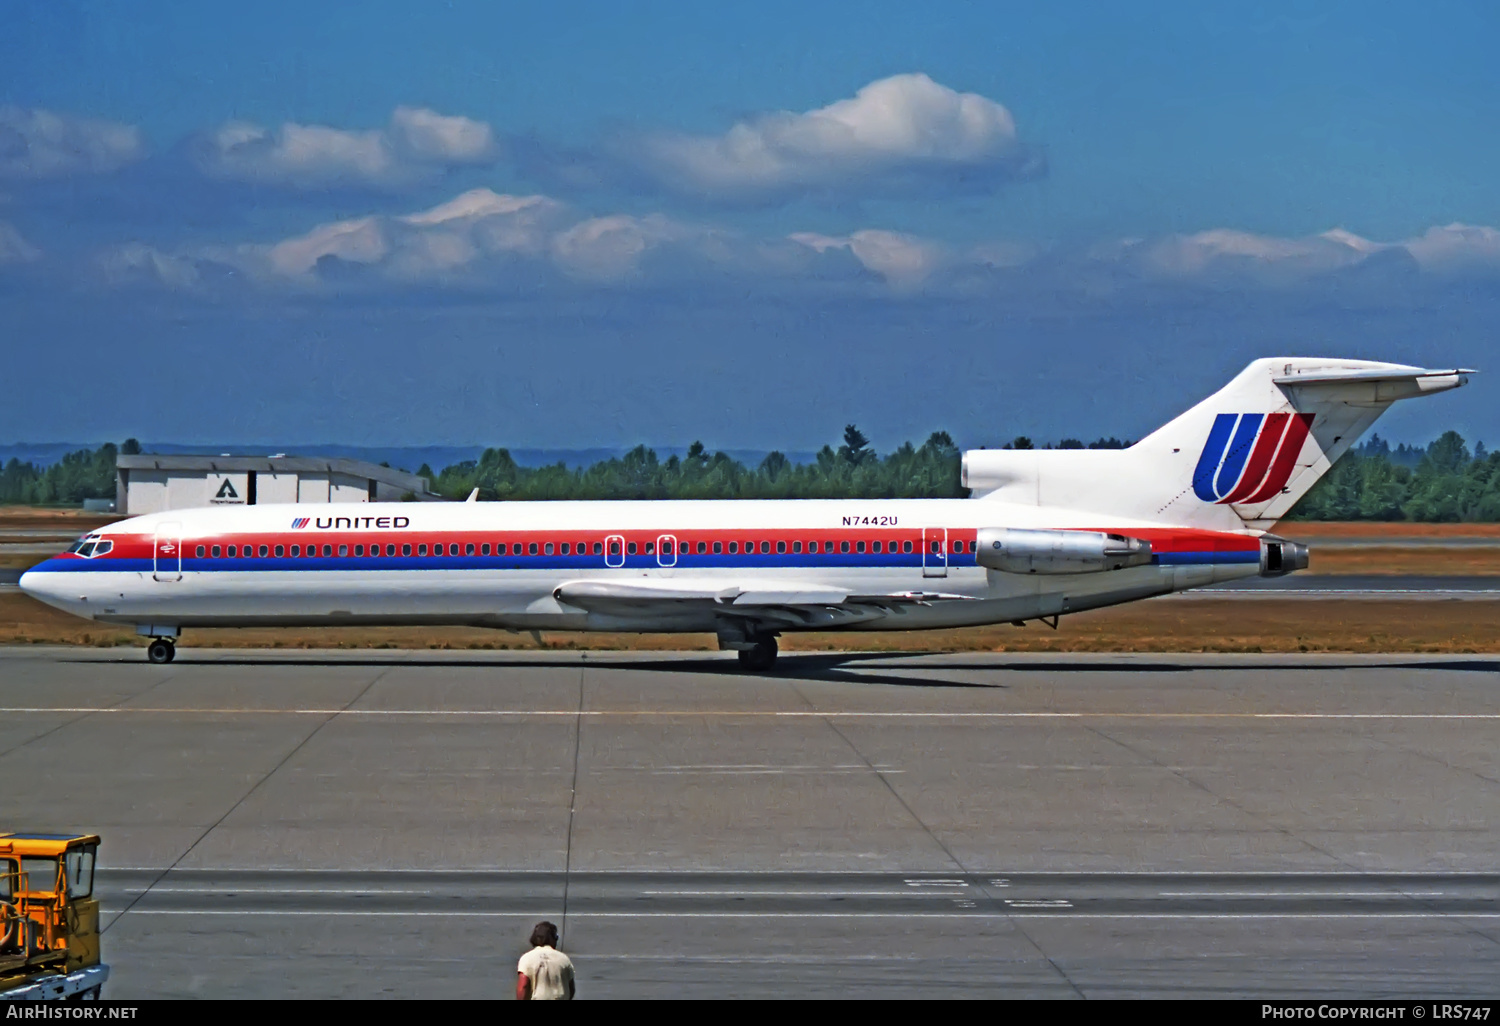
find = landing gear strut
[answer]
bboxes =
[737,634,778,672]
[146,638,176,664]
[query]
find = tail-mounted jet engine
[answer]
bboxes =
[1259,536,1309,577]
[977,528,1153,575]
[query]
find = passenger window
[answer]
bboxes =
[759,541,770,554]
[227,545,237,557]
[288,545,297,557]
[529,542,538,556]
[274,545,285,557]
[645,542,655,555]
[418,544,428,556]
[807,541,818,553]
[593,542,603,555]
[338,545,349,557]
[608,541,619,555]
[903,540,913,554]
[402,544,412,556]
[776,541,786,554]
[727,542,737,554]
[212,545,221,558]
[931,541,941,554]
[872,541,882,553]
[697,541,707,554]
[627,542,637,555]
[713,541,722,554]
[259,545,269,557]
[840,541,850,554]
[464,543,474,556]
[495,543,507,555]
[855,541,865,553]
[953,540,963,553]
[660,541,671,555]
[196,545,205,558]
[481,543,490,556]
[792,541,801,553]
[321,545,331,557]
[544,543,554,555]
[354,545,364,556]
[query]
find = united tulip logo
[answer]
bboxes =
[1192,412,1314,505]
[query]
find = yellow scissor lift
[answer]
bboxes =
[0,833,109,1001]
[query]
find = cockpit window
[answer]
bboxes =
[93,540,112,556]
[74,542,96,557]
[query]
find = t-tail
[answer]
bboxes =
[962,358,1472,531]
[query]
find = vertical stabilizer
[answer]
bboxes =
[962,358,1471,530]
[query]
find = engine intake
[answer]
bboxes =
[976,528,1153,575]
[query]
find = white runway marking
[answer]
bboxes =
[100,909,1500,919]
[7,707,1500,720]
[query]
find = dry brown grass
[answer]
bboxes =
[3,591,1496,655]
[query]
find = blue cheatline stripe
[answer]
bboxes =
[1192,413,1238,502]
[1155,550,1260,565]
[26,550,1260,574]
[1213,413,1264,500]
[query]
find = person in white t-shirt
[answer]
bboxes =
[516,921,576,1000]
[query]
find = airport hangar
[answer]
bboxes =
[113,453,440,515]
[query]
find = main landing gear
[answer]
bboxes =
[736,634,778,672]
[146,638,176,664]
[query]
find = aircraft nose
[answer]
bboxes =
[18,568,61,603]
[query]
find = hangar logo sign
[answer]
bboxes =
[208,474,248,506]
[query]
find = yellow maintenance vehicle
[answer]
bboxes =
[0,833,109,1001]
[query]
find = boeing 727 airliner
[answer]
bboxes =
[20,358,1471,668]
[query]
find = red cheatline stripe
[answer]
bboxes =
[1219,412,1290,504]
[1239,413,1314,505]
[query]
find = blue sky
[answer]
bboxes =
[2,1,1497,450]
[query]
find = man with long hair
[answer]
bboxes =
[517,921,576,1000]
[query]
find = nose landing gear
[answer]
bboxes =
[146,638,176,664]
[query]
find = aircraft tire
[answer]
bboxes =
[737,635,778,672]
[147,639,175,664]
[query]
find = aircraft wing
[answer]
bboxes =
[552,579,975,629]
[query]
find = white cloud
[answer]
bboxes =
[193,107,497,189]
[96,244,203,290]
[0,221,40,264]
[628,73,1039,199]
[266,217,389,276]
[0,107,145,180]
[1402,223,1500,273]
[790,229,947,289]
[550,214,696,282]
[1131,227,1377,282]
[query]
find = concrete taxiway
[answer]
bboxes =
[2,647,1498,998]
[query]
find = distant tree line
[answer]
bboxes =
[429,427,968,501]
[0,439,137,504]
[4,430,1500,521]
[1291,432,1500,521]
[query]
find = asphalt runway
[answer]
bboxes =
[3,647,1499,998]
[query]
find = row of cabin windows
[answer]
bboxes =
[191,538,982,559]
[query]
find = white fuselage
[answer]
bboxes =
[20,498,1265,636]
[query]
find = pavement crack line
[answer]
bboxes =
[559,661,586,948]
[1083,721,1360,873]
[1330,724,1500,951]
[0,659,187,761]
[788,679,1086,999]
[101,663,395,935]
